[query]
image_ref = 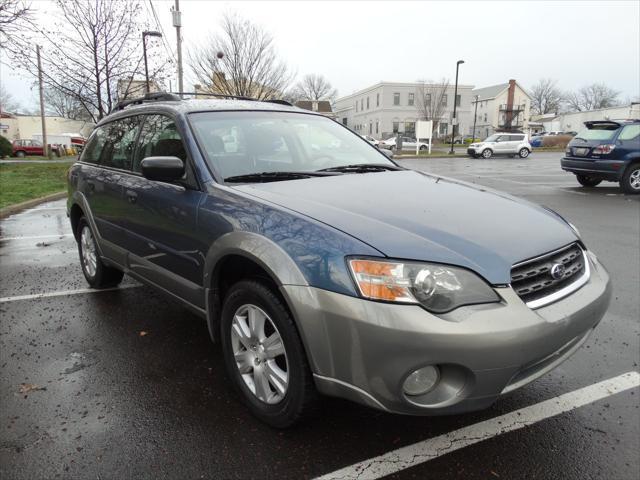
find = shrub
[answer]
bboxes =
[0,136,12,158]
[541,135,572,148]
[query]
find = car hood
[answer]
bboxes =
[233,170,578,284]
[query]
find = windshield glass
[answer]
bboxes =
[576,127,618,141]
[484,134,500,142]
[189,111,393,180]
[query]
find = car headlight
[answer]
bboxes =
[348,258,500,313]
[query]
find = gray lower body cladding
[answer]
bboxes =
[281,253,611,415]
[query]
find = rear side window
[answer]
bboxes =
[617,124,640,141]
[133,115,186,172]
[511,135,525,141]
[81,127,108,164]
[100,116,141,170]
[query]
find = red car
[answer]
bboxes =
[12,139,59,157]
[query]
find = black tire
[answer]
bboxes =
[15,150,26,158]
[518,148,530,158]
[481,149,492,159]
[220,280,319,428]
[576,175,602,188]
[619,163,640,194]
[419,145,427,151]
[76,217,124,288]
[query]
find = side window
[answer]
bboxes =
[101,117,141,170]
[133,115,186,172]
[81,126,108,164]
[618,125,640,141]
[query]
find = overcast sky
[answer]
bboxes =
[2,0,639,110]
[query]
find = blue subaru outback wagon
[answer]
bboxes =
[67,92,611,427]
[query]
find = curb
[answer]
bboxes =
[0,191,67,220]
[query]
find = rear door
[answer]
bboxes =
[120,113,206,309]
[508,134,524,153]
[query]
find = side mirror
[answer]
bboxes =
[381,149,394,160]
[140,156,185,182]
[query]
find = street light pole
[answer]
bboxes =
[172,0,184,97]
[472,95,479,141]
[142,31,162,94]
[449,59,464,155]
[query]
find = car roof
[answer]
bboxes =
[96,93,318,127]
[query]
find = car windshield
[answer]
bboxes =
[189,111,393,180]
[484,135,500,142]
[576,126,619,141]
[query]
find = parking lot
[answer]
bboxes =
[1,151,638,479]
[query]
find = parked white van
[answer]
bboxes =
[467,133,532,159]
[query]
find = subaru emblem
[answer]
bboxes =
[550,263,566,280]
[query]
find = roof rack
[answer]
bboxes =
[113,92,181,112]
[171,92,293,106]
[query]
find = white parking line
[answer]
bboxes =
[1,233,73,241]
[0,284,141,303]
[314,371,640,480]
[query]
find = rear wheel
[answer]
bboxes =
[481,149,492,159]
[77,217,124,288]
[518,148,530,158]
[220,280,319,428]
[620,164,640,194]
[419,145,427,151]
[15,150,26,158]
[576,175,602,188]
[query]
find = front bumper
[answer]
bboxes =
[467,147,479,156]
[281,254,611,415]
[561,157,626,181]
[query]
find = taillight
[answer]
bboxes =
[592,144,616,155]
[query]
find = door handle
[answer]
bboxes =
[126,190,138,204]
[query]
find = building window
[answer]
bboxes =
[392,121,399,133]
[408,93,414,106]
[484,113,487,122]
[355,102,358,112]
[361,99,364,110]
[369,122,372,134]
[405,122,415,135]
[376,93,380,107]
[455,94,461,107]
[441,94,448,106]
[375,121,379,134]
[342,117,348,126]
[439,122,448,135]
[393,93,400,106]
[425,93,431,104]
[366,97,370,109]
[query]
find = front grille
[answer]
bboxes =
[511,243,587,307]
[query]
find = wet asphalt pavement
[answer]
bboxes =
[0,152,638,479]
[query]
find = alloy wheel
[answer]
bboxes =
[630,168,640,191]
[80,225,97,278]
[230,304,289,404]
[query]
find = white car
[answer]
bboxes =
[467,133,532,159]
[360,135,380,147]
[381,136,429,151]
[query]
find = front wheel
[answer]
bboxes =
[220,280,319,428]
[419,145,427,151]
[481,149,493,159]
[15,150,26,158]
[77,217,124,288]
[620,164,640,194]
[518,148,530,158]
[576,175,602,188]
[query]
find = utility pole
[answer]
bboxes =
[172,0,183,96]
[36,45,48,158]
[472,95,479,141]
[449,59,464,155]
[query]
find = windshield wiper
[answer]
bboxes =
[224,171,337,183]
[316,163,403,173]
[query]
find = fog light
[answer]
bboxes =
[403,365,440,396]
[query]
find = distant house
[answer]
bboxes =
[471,80,532,138]
[194,72,283,100]
[116,78,161,102]
[0,112,94,141]
[530,103,640,134]
[294,100,335,118]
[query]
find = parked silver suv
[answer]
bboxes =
[468,133,532,159]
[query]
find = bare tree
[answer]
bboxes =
[292,74,337,102]
[7,0,169,122]
[189,13,293,100]
[530,78,563,115]
[0,84,21,113]
[415,79,450,136]
[565,83,621,112]
[0,0,32,48]
[44,87,92,120]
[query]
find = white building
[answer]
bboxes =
[470,80,532,138]
[0,113,94,141]
[333,81,475,140]
[532,103,640,133]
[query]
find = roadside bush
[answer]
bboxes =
[542,135,572,148]
[0,136,12,158]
